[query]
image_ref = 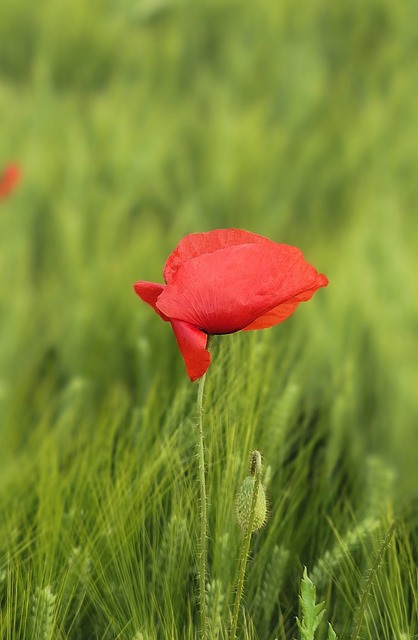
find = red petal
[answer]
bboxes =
[0,164,21,199]
[133,281,169,321]
[157,243,325,335]
[242,274,328,330]
[163,228,270,283]
[170,320,210,381]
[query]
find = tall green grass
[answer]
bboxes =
[1,0,417,637]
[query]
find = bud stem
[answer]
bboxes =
[229,452,262,640]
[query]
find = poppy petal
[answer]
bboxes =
[170,319,210,381]
[133,281,169,321]
[157,243,324,335]
[0,164,21,199]
[163,228,270,283]
[242,274,328,330]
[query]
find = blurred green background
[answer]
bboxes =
[2,0,417,480]
[0,0,417,635]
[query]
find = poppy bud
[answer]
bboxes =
[235,451,267,532]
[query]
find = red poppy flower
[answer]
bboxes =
[134,229,328,381]
[0,164,21,200]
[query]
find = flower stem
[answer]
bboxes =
[196,337,211,640]
[229,456,262,640]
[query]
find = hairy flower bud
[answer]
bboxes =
[235,475,267,532]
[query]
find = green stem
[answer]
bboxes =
[196,336,212,640]
[229,466,261,640]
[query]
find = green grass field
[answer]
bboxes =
[1,0,417,638]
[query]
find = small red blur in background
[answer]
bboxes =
[0,164,21,199]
